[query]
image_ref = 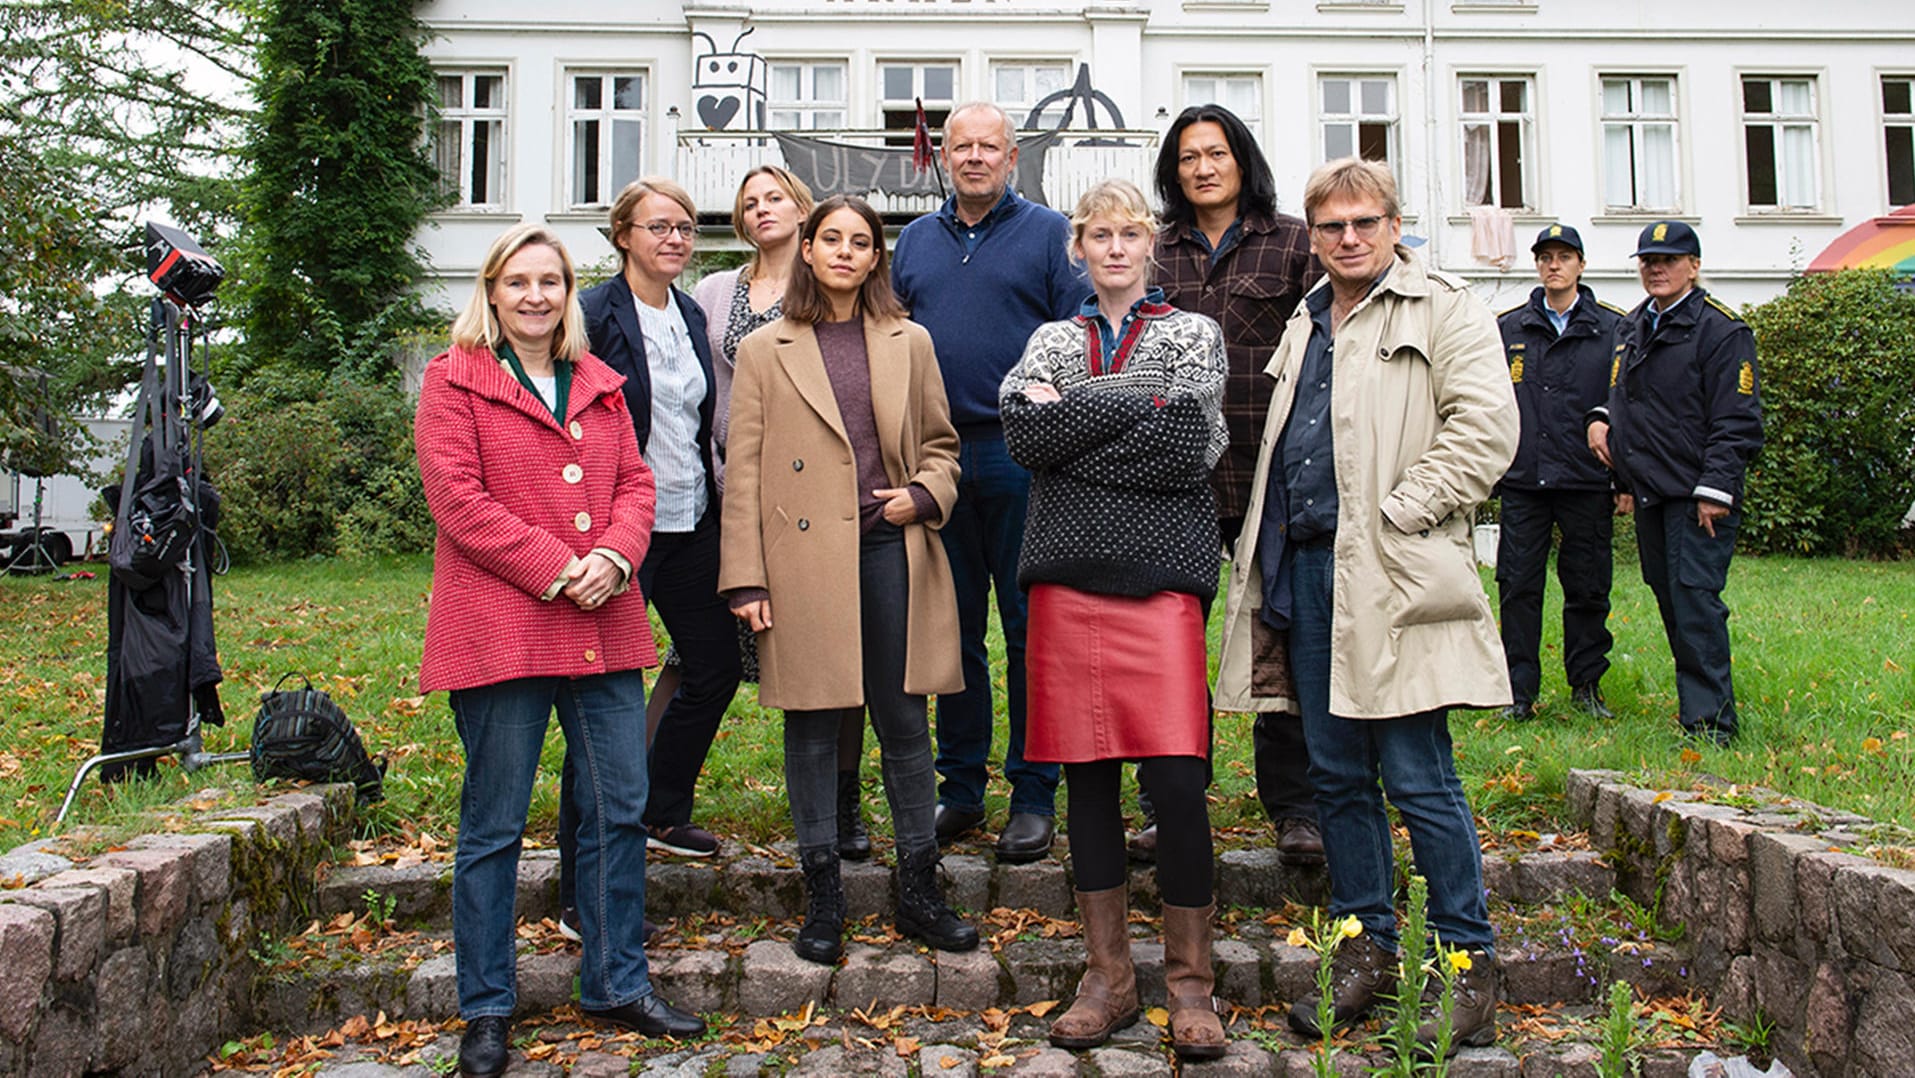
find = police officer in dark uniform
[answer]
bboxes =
[1495,224,1625,721]
[1586,221,1763,745]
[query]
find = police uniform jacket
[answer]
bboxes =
[1498,285,1623,493]
[1589,288,1763,507]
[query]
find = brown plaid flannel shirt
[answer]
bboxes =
[1156,212,1318,525]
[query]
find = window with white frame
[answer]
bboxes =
[1884,76,1915,207]
[566,71,645,209]
[1741,76,1819,211]
[1459,75,1534,210]
[1182,74,1264,143]
[435,70,507,210]
[769,61,847,130]
[879,61,957,145]
[994,62,1073,129]
[1319,75,1398,172]
[1600,75,1679,213]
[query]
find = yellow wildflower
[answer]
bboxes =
[1339,916,1363,939]
[1449,950,1473,973]
[1286,927,1309,948]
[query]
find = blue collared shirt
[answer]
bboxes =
[1545,295,1577,337]
[1078,288,1167,370]
[1648,289,1693,332]
[1276,286,1340,543]
[1190,217,1245,265]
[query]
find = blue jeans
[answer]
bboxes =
[1289,544,1493,955]
[450,671,654,1017]
[935,433,1058,817]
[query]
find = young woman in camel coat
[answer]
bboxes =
[718,195,975,967]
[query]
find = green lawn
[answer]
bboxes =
[5,542,1911,855]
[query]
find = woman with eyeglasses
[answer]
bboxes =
[554,179,744,935]
[719,195,977,966]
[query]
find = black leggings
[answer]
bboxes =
[1066,756,1212,907]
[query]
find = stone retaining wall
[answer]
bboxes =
[1568,768,1915,1078]
[0,786,356,1077]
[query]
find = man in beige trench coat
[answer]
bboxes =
[1213,159,1517,1054]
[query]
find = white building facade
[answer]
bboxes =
[414,0,1915,312]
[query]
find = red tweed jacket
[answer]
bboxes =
[416,344,658,693]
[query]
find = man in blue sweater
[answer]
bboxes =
[892,100,1084,862]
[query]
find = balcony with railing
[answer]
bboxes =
[673,127,1163,227]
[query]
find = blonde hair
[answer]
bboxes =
[1069,179,1158,248]
[1068,179,1159,281]
[450,224,589,362]
[609,176,698,261]
[1302,157,1401,224]
[731,166,815,274]
[942,101,1016,148]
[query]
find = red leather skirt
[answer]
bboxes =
[1024,583,1210,764]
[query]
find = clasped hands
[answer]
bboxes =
[562,552,622,611]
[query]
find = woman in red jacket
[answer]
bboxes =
[415,224,703,1078]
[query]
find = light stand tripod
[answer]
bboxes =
[4,477,58,574]
[55,295,245,828]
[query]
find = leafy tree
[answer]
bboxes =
[0,0,252,475]
[1742,269,1915,558]
[236,0,444,393]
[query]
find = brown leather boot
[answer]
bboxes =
[1162,902,1226,1060]
[1416,948,1499,1053]
[1286,932,1397,1037]
[1049,887,1139,1049]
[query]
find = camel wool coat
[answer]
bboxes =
[1214,247,1518,719]
[718,314,963,710]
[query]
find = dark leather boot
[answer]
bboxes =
[894,845,979,951]
[1049,886,1139,1049]
[793,846,844,965]
[837,770,872,861]
[1287,931,1397,1036]
[1163,902,1226,1060]
[1416,948,1499,1053]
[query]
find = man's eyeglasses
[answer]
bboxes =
[634,221,697,240]
[1310,216,1386,241]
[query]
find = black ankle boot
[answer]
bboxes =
[794,846,845,964]
[837,770,872,861]
[894,845,979,951]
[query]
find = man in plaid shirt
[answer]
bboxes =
[1148,103,1323,866]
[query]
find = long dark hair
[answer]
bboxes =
[1154,104,1278,227]
[782,196,906,324]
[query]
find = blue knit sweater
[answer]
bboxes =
[892,190,1084,436]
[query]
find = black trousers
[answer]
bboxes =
[1495,488,1615,704]
[1636,499,1740,734]
[559,508,743,908]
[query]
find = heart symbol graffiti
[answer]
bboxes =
[697,95,741,130]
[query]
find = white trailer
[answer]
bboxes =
[1,416,129,572]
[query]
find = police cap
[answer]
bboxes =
[1531,223,1584,255]
[1632,219,1701,258]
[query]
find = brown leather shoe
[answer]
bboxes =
[1286,932,1396,1037]
[1162,902,1226,1061]
[1416,948,1499,1054]
[1049,886,1139,1049]
[1126,824,1158,864]
[1274,817,1326,865]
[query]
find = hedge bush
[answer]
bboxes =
[202,381,430,562]
[1742,270,1915,558]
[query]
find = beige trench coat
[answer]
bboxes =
[718,314,963,710]
[1214,247,1518,719]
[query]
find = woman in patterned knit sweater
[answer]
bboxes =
[1000,179,1229,1060]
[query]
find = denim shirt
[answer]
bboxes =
[1078,287,1169,372]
